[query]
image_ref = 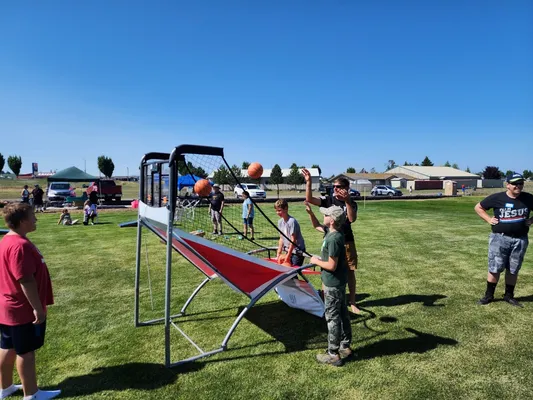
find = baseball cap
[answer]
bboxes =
[212,184,220,189]
[319,205,345,224]
[506,173,524,184]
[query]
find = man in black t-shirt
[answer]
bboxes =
[303,169,361,314]
[475,173,533,307]
[31,184,45,212]
[208,185,225,235]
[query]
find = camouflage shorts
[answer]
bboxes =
[324,285,352,354]
[488,233,529,275]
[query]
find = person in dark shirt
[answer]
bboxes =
[208,185,225,235]
[475,173,533,307]
[303,169,361,314]
[31,185,44,213]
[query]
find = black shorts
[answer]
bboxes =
[0,321,46,355]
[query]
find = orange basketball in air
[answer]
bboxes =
[248,162,263,179]
[194,179,212,197]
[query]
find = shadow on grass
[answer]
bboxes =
[54,362,202,398]
[240,301,376,353]
[240,301,327,352]
[358,294,447,308]
[515,294,533,302]
[350,328,458,362]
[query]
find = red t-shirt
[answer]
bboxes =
[0,234,54,325]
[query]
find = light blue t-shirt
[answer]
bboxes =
[242,198,254,218]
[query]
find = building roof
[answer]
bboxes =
[330,173,396,182]
[386,166,479,179]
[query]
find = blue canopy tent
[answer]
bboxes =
[177,175,212,190]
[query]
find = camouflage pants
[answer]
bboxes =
[324,285,352,354]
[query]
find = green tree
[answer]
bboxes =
[403,161,412,166]
[523,170,532,180]
[7,155,22,176]
[452,163,459,169]
[177,161,207,178]
[483,166,503,180]
[346,167,356,173]
[97,155,115,178]
[311,164,322,175]
[213,165,231,188]
[0,153,5,173]
[285,163,304,189]
[505,170,514,178]
[270,164,284,198]
[386,160,397,170]
[466,166,471,173]
[421,156,434,166]
[359,168,368,173]
[370,167,376,173]
[444,161,451,167]
[230,164,243,182]
[242,161,250,169]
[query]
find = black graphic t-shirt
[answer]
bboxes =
[320,195,357,243]
[480,191,533,237]
[209,192,225,211]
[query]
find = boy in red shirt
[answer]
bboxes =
[0,203,60,400]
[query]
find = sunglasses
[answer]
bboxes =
[509,182,524,186]
[333,185,346,189]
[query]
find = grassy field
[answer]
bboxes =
[1,198,533,399]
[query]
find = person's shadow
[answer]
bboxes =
[358,294,447,308]
[52,362,202,398]
[515,294,533,303]
[352,328,458,361]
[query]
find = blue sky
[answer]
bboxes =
[1,0,532,177]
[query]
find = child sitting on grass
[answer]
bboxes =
[309,205,353,366]
[57,209,79,226]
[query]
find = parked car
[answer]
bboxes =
[234,183,266,199]
[86,180,123,201]
[349,188,361,197]
[47,182,75,203]
[370,185,403,197]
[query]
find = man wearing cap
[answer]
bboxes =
[310,205,352,366]
[208,185,224,235]
[475,173,533,307]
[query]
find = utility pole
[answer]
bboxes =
[84,159,86,172]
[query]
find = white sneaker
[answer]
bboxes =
[24,389,61,400]
[1,384,22,399]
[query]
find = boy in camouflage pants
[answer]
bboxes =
[310,205,352,366]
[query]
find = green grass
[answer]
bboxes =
[1,198,533,399]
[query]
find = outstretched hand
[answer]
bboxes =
[301,168,311,183]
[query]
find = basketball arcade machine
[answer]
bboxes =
[134,145,324,367]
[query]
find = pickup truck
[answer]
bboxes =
[86,180,123,201]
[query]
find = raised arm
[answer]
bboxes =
[302,168,321,206]
[304,201,325,233]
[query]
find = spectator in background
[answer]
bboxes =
[83,200,98,225]
[31,185,44,213]
[20,186,30,204]
[242,191,255,240]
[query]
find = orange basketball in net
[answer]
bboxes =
[194,179,212,197]
[248,162,263,179]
